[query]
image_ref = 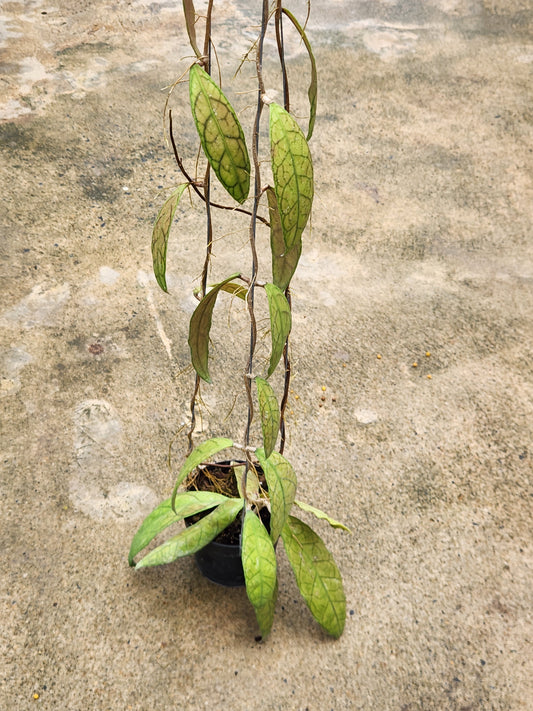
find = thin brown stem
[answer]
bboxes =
[169,111,269,226]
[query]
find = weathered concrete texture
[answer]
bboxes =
[1,0,532,709]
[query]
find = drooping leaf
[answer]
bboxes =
[281,515,346,638]
[217,281,247,300]
[188,273,240,383]
[129,491,231,566]
[255,377,280,459]
[267,187,302,291]
[281,8,317,140]
[255,448,296,544]
[235,463,260,500]
[269,102,314,252]
[189,64,250,204]
[136,497,244,569]
[264,282,292,378]
[183,0,201,58]
[242,509,278,638]
[151,184,189,292]
[171,436,233,510]
[294,500,352,532]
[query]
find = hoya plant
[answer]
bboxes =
[129,0,350,640]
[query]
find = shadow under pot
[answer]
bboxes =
[184,460,270,587]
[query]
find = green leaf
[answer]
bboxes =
[136,497,244,569]
[188,273,240,382]
[281,515,346,638]
[255,377,280,459]
[281,8,317,140]
[269,102,314,252]
[264,282,292,378]
[267,187,302,291]
[294,500,352,533]
[151,184,188,292]
[189,64,250,204]
[129,491,231,566]
[242,510,278,639]
[171,436,233,510]
[255,449,296,544]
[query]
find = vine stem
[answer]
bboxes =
[242,0,269,477]
[188,0,214,455]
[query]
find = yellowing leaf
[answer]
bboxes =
[294,500,352,532]
[242,510,278,638]
[136,498,243,569]
[171,436,233,510]
[264,282,291,378]
[281,8,317,140]
[188,273,240,383]
[255,448,296,544]
[255,377,280,458]
[151,184,188,292]
[269,103,314,252]
[189,64,250,204]
[267,187,301,291]
[281,515,346,638]
[129,490,231,566]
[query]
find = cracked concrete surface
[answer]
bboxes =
[1,0,532,709]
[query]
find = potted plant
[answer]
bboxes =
[129,0,350,640]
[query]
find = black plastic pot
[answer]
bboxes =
[193,536,245,587]
[185,460,268,587]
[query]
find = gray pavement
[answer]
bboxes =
[1,1,532,709]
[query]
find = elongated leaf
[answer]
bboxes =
[294,500,352,532]
[189,64,250,204]
[281,8,317,140]
[129,491,231,566]
[255,448,296,544]
[269,102,314,251]
[188,273,240,382]
[183,0,201,58]
[267,187,302,291]
[136,497,243,569]
[242,510,278,638]
[264,282,292,378]
[281,515,346,638]
[255,377,280,459]
[235,464,260,500]
[217,281,247,300]
[151,184,188,292]
[171,436,233,510]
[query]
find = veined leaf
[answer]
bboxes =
[281,515,346,638]
[129,491,230,566]
[235,463,260,500]
[294,501,352,533]
[264,282,292,378]
[188,273,240,382]
[151,184,188,292]
[255,448,296,544]
[269,102,314,251]
[267,187,302,291]
[255,377,280,459]
[136,497,243,569]
[189,64,250,204]
[242,510,278,638]
[183,0,201,58]
[281,8,317,140]
[217,281,247,300]
[171,436,233,510]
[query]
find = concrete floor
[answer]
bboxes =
[1,0,532,709]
